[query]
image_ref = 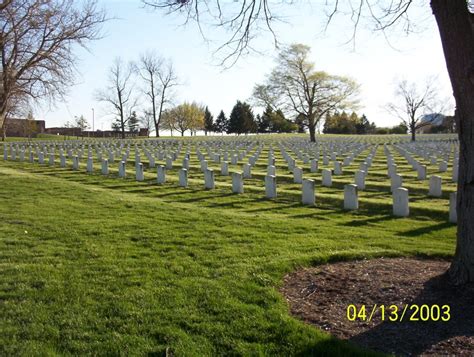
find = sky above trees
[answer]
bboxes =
[36,0,453,132]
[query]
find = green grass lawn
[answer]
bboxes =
[0,137,456,356]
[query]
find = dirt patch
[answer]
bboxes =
[280,258,474,356]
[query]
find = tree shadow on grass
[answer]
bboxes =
[341,214,395,227]
[396,221,454,238]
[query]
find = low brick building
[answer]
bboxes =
[2,118,46,138]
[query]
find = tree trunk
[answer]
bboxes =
[181,131,184,137]
[308,123,316,142]
[411,125,416,141]
[431,0,474,284]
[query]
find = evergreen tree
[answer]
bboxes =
[271,109,295,133]
[295,114,306,133]
[128,111,139,133]
[258,105,273,133]
[213,110,228,134]
[204,106,214,135]
[228,101,256,134]
[111,119,121,132]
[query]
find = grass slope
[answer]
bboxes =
[0,144,456,356]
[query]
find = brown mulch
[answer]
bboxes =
[280,258,474,356]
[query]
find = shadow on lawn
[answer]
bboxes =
[349,273,474,356]
[397,221,454,238]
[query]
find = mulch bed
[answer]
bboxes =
[280,258,474,356]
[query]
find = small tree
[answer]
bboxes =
[228,101,256,135]
[140,110,154,137]
[135,51,179,137]
[162,102,204,136]
[213,110,228,134]
[128,111,139,133]
[253,44,360,142]
[204,106,214,135]
[387,79,444,141]
[258,106,273,133]
[74,115,89,135]
[95,58,138,139]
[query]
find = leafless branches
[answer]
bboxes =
[143,0,288,67]
[95,57,138,139]
[135,51,179,136]
[386,78,445,140]
[0,0,107,130]
[142,0,416,66]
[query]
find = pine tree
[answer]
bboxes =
[204,106,214,136]
[258,105,273,133]
[128,111,139,133]
[228,101,256,134]
[214,110,228,134]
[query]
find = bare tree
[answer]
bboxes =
[145,1,474,285]
[135,52,179,137]
[0,0,106,140]
[387,79,445,141]
[253,44,360,142]
[95,58,138,139]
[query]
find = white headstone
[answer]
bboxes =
[101,159,109,175]
[87,157,93,173]
[221,161,229,176]
[322,169,332,187]
[267,165,276,176]
[429,175,442,197]
[391,174,403,193]
[293,167,303,184]
[334,161,342,175]
[182,158,189,169]
[232,172,244,194]
[201,160,208,172]
[388,163,397,178]
[49,153,55,166]
[417,165,427,180]
[301,179,315,206]
[118,161,126,178]
[157,165,166,184]
[310,159,318,173]
[179,168,188,187]
[136,163,144,181]
[72,156,79,170]
[355,170,366,190]
[60,155,66,168]
[204,168,215,189]
[166,157,173,170]
[344,184,358,210]
[38,152,45,164]
[393,187,409,217]
[243,163,252,179]
[439,161,448,172]
[265,175,277,199]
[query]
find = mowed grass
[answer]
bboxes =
[0,139,456,356]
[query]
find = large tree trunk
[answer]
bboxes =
[431,0,474,284]
[410,124,416,141]
[308,123,316,142]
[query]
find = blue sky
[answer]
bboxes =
[37,0,453,132]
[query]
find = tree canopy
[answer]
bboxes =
[253,44,360,142]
